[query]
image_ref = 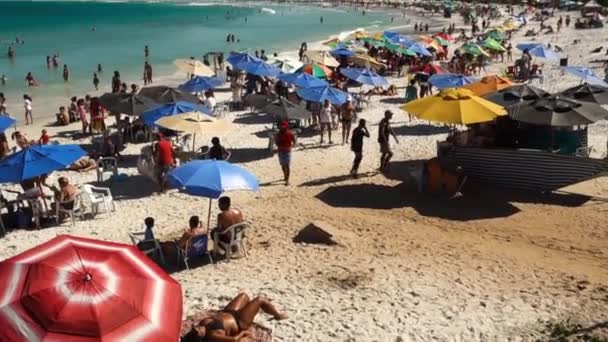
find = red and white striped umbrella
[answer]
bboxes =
[0,235,182,342]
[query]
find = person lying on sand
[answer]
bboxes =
[68,156,97,173]
[181,292,287,342]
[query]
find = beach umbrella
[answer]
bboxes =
[142,101,211,127]
[408,43,433,57]
[482,38,506,51]
[351,54,383,70]
[459,43,489,56]
[401,88,507,125]
[98,93,159,116]
[226,52,263,70]
[138,86,199,104]
[270,57,303,73]
[516,42,540,52]
[156,112,232,151]
[388,35,416,47]
[296,85,349,105]
[330,47,355,58]
[510,95,608,126]
[262,98,312,121]
[484,29,505,42]
[297,63,333,79]
[178,76,225,93]
[436,32,455,42]
[462,75,513,96]
[560,84,608,105]
[278,72,328,88]
[174,58,214,77]
[0,144,86,183]
[235,60,282,77]
[0,235,182,341]
[561,66,608,87]
[340,67,389,87]
[362,37,387,48]
[429,73,477,90]
[526,45,560,60]
[484,84,550,110]
[434,36,450,46]
[302,50,340,68]
[0,116,16,133]
[417,63,447,75]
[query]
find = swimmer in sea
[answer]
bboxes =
[145,45,150,58]
[97,64,103,73]
[320,16,323,24]
[63,64,69,82]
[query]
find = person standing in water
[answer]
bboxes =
[93,73,100,90]
[111,71,121,93]
[23,94,33,125]
[144,62,153,85]
[63,65,69,82]
[97,64,103,73]
[320,16,323,24]
[25,72,36,87]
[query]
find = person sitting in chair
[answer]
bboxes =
[46,177,77,221]
[211,196,243,247]
[182,292,287,342]
[160,215,208,262]
[208,137,229,160]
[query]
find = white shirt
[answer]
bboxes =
[24,99,32,111]
[205,97,217,111]
[319,106,332,123]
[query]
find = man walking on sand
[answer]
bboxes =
[275,121,296,186]
[378,110,398,172]
[350,119,369,178]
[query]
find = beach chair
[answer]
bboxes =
[56,193,83,226]
[212,222,249,262]
[214,102,229,119]
[128,231,166,266]
[96,157,118,182]
[82,184,115,217]
[177,234,213,270]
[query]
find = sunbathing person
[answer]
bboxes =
[211,196,243,247]
[182,292,287,342]
[68,156,97,172]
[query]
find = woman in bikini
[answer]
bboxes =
[182,292,287,342]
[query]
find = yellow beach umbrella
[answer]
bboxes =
[156,112,233,151]
[462,75,514,96]
[353,31,368,39]
[351,53,383,70]
[401,88,507,125]
[174,58,214,77]
[371,32,383,40]
[322,38,340,46]
[303,50,340,68]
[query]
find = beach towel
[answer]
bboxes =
[181,310,272,342]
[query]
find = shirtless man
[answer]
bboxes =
[212,196,243,246]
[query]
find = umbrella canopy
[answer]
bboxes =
[561,66,608,87]
[408,43,433,57]
[174,58,214,77]
[168,160,259,199]
[510,95,608,126]
[417,63,447,75]
[484,29,505,42]
[484,84,550,110]
[459,43,489,56]
[142,101,211,126]
[340,67,388,87]
[401,88,507,125]
[560,84,608,105]
[278,72,328,88]
[235,60,281,77]
[138,86,199,104]
[434,36,450,46]
[0,116,16,133]
[296,85,349,105]
[270,57,303,73]
[462,75,514,96]
[178,76,225,93]
[515,42,540,52]
[429,73,477,90]
[387,34,416,47]
[0,235,182,341]
[297,63,333,79]
[302,50,340,68]
[226,52,263,70]
[519,44,560,60]
[155,112,232,136]
[351,54,383,70]
[436,32,455,42]
[330,47,355,58]
[0,144,86,183]
[262,98,312,121]
[482,38,506,51]
[98,93,159,116]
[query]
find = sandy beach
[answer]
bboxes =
[1,3,608,341]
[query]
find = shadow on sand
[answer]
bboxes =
[392,124,451,137]
[228,147,272,164]
[92,174,157,200]
[232,113,273,125]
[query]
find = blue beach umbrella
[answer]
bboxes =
[408,43,433,57]
[236,60,282,77]
[227,52,263,69]
[168,160,259,199]
[296,85,349,105]
[383,31,399,40]
[142,101,211,126]
[0,116,16,133]
[330,47,355,58]
[389,35,416,47]
[178,76,225,93]
[561,66,608,87]
[0,144,86,183]
[278,72,328,88]
[515,42,540,52]
[517,43,559,60]
[429,73,477,90]
[340,67,388,87]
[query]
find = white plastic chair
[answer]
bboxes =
[214,101,229,119]
[96,157,118,182]
[212,222,249,261]
[56,193,83,226]
[82,184,115,217]
[129,231,166,266]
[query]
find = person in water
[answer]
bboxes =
[63,64,69,82]
[182,292,287,342]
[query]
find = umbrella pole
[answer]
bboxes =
[192,134,196,154]
[207,198,213,230]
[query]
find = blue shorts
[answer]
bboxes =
[278,151,291,166]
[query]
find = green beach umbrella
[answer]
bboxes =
[483,38,505,52]
[434,37,450,46]
[460,43,489,57]
[485,30,504,42]
[297,63,333,79]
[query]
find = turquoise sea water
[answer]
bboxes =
[0,1,392,109]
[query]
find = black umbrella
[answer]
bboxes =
[510,95,608,126]
[138,86,199,104]
[262,99,312,121]
[560,84,608,105]
[484,84,550,110]
[98,93,159,116]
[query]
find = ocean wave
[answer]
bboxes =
[261,7,276,14]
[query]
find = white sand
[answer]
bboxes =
[1,5,608,341]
